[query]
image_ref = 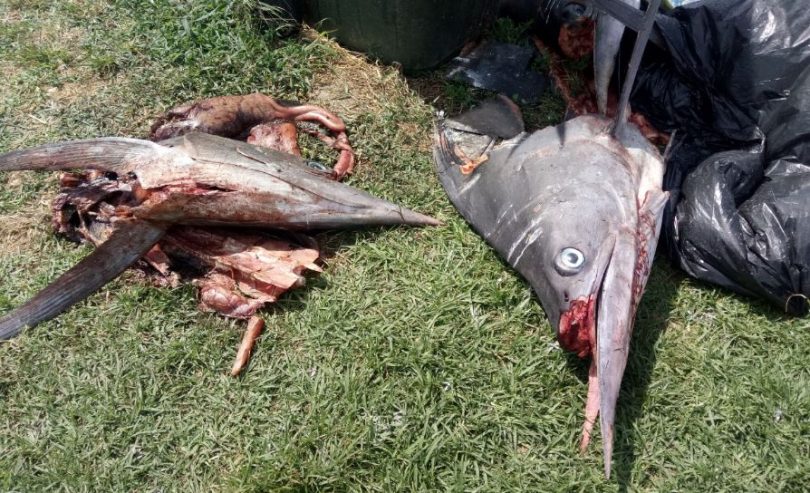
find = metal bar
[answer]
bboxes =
[612,0,663,133]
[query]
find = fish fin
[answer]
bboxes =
[594,7,629,115]
[612,0,662,133]
[0,138,166,173]
[447,95,525,140]
[0,220,166,340]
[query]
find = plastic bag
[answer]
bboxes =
[630,0,810,314]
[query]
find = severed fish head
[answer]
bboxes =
[436,1,665,475]
[434,97,666,477]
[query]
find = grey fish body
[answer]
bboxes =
[0,133,437,230]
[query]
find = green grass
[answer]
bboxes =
[1,1,809,491]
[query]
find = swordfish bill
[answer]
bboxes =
[433,0,665,478]
[0,132,438,339]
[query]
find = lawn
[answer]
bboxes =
[0,1,808,491]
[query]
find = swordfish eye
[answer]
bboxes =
[555,247,585,275]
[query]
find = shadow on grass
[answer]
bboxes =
[609,261,795,489]
[406,73,492,118]
[606,260,684,490]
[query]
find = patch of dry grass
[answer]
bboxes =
[310,37,417,120]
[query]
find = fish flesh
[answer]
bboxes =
[149,92,356,179]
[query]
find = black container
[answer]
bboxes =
[303,0,499,72]
[259,0,305,36]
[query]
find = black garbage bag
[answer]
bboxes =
[630,0,810,315]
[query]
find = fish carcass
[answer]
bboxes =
[0,115,437,340]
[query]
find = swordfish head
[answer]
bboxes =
[0,133,438,340]
[434,101,666,477]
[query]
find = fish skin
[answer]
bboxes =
[0,132,438,339]
[0,220,166,340]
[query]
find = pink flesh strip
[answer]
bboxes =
[579,359,600,452]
